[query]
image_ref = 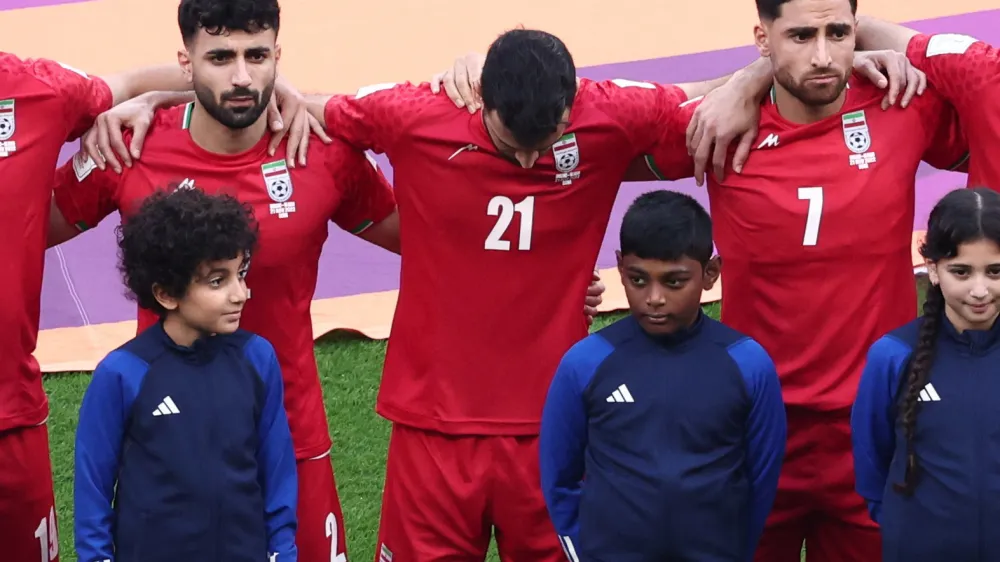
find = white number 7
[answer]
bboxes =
[797,187,824,246]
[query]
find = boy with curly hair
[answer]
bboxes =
[73,188,298,562]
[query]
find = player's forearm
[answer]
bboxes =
[856,15,919,53]
[102,64,191,107]
[304,94,333,128]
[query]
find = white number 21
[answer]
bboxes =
[797,187,824,246]
[485,195,535,251]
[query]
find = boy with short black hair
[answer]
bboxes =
[73,188,298,562]
[539,190,786,562]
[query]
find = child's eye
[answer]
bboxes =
[630,277,646,286]
[209,278,224,287]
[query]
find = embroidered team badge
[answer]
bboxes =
[842,110,876,170]
[261,159,296,218]
[552,133,581,185]
[0,99,17,157]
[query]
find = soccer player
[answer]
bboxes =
[853,17,998,188]
[626,0,970,560]
[46,1,398,560]
[540,190,786,562]
[75,188,298,562]
[852,187,1000,561]
[0,45,259,562]
[299,27,804,562]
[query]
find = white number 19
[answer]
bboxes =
[34,506,58,562]
[797,187,824,246]
[485,195,535,251]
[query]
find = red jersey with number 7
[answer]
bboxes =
[323,78,694,435]
[906,33,1000,189]
[0,53,112,433]
[640,75,968,412]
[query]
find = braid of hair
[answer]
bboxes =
[893,283,945,495]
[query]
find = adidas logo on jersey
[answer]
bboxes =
[152,396,181,416]
[606,384,635,403]
[917,383,941,402]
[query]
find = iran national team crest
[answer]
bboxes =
[552,133,581,185]
[0,99,17,158]
[842,110,876,170]
[261,159,296,218]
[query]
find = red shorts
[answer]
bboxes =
[753,408,881,562]
[296,453,349,562]
[375,424,563,562]
[0,424,59,562]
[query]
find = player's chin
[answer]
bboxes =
[213,312,243,334]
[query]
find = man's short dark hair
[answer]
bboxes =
[479,28,577,148]
[117,188,259,315]
[178,0,281,45]
[620,190,714,264]
[756,0,857,20]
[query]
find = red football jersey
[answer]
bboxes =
[0,53,112,433]
[323,79,692,435]
[907,33,999,189]
[644,76,968,412]
[52,102,396,459]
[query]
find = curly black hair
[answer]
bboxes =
[178,0,280,45]
[117,188,259,315]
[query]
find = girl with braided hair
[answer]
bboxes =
[850,186,1000,561]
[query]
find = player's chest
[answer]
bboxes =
[395,134,625,230]
[120,160,334,255]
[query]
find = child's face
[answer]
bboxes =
[928,238,1000,332]
[617,252,720,336]
[158,255,250,340]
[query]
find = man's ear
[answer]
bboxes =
[754,22,771,57]
[703,256,722,290]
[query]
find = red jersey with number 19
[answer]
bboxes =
[51,102,396,459]
[0,53,112,433]
[323,79,693,435]
[644,76,968,412]
[906,33,1000,189]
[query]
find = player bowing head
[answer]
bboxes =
[755,0,858,114]
[616,190,719,336]
[178,0,281,130]
[480,28,577,168]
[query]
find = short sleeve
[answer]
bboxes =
[323,82,430,155]
[52,150,123,232]
[326,144,397,235]
[921,102,969,172]
[25,58,112,140]
[588,79,696,157]
[628,97,700,181]
[906,33,999,115]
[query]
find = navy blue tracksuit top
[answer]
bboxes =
[852,313,1000,562]
[74,323,298,562]
[539,313,786,562]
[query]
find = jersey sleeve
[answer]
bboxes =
[916,90,970,172]
[323,82,427,155]
[590,79,698,161]
[327,146,397,236]
[52,151,123,232]
[540,334,614,561]
[245,336,298,561]
[622,97,700,182]
[851,335,912,524]
[74,350,144,562]
[906,33,999,116]
[20,57,113,141]
[727,338,786,560]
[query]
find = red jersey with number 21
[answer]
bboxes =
[0,53,112,433]
[644,76,968,412]
[51,102,396,459]
[324,79,693,435]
